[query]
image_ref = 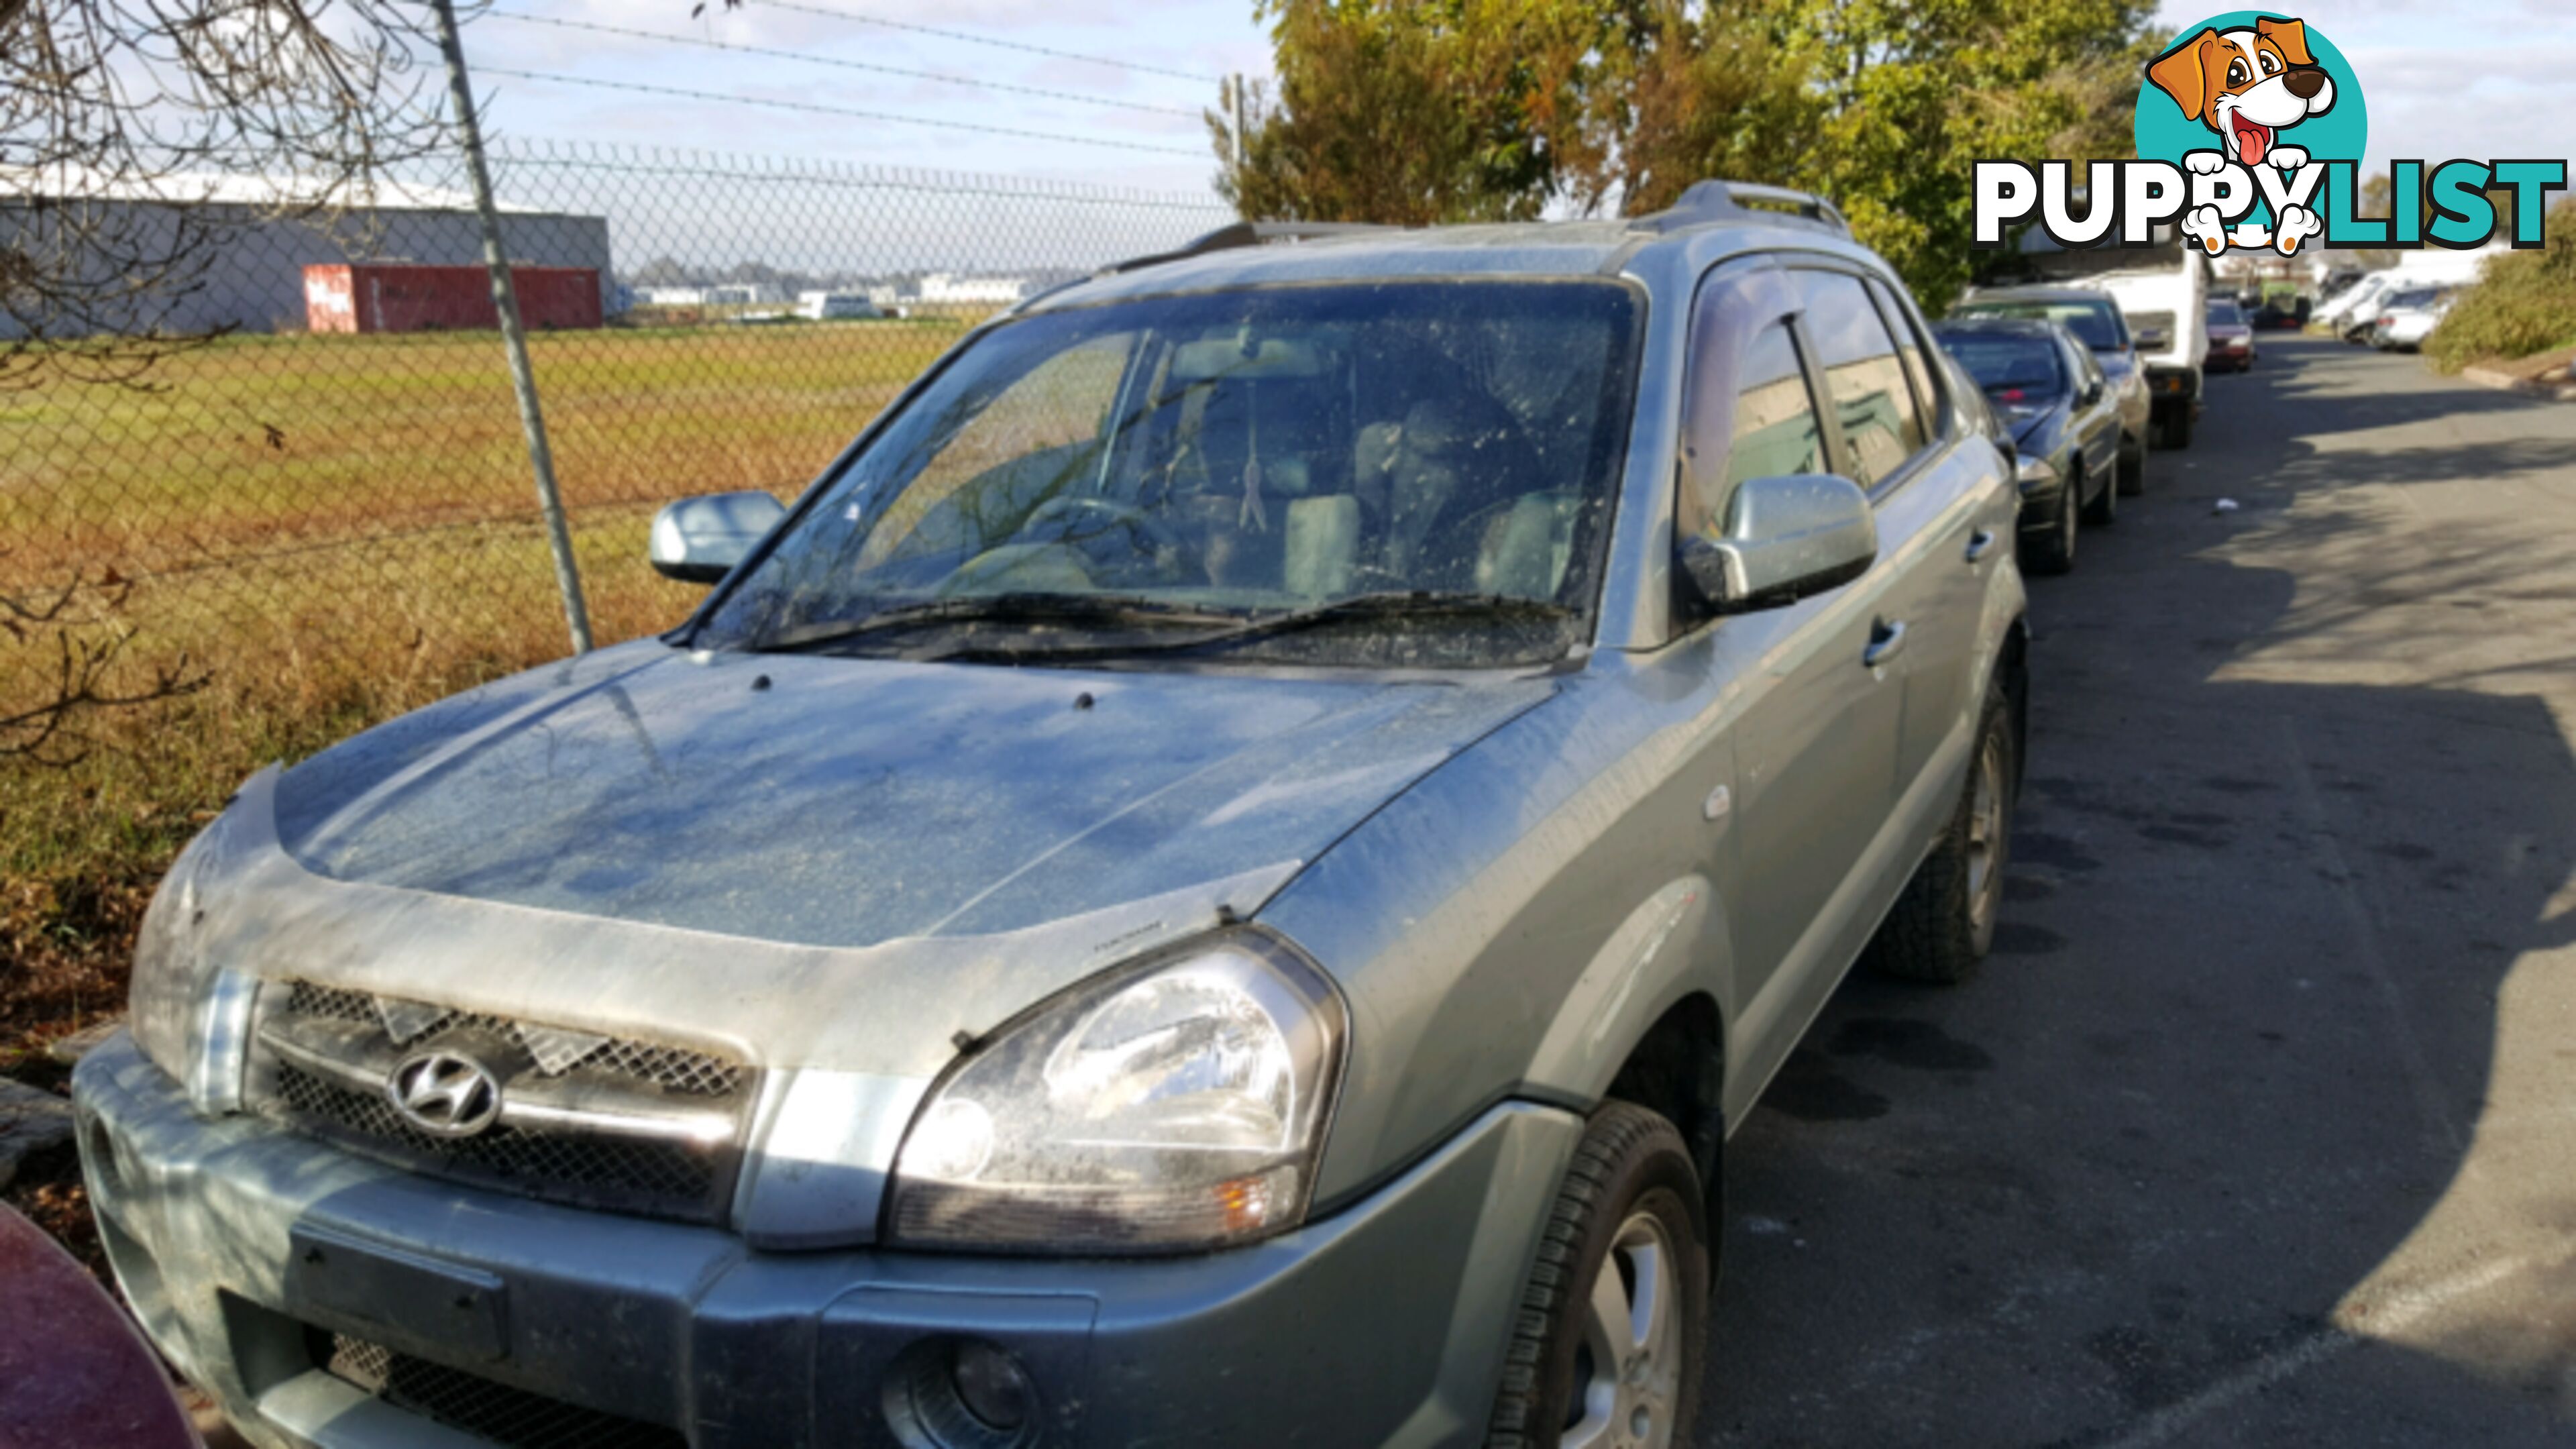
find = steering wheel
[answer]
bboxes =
[1020,496,1187,555]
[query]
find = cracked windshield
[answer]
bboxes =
[697,280,1642,666]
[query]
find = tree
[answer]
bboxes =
[1216,0,2159,309]
[3,1,462,764]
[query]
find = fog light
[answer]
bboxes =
[952,1340,1034,1433]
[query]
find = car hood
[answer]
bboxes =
[176,639,1553,1075]
[2007,405,2063,450]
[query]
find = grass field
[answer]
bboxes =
[0,315,982,1061]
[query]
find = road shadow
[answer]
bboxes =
[1703,337,2576,1446]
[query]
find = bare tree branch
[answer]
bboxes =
[1,1,474,390]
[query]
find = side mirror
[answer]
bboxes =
[2082,379,2105,405]
[1677,473,1876,616]
[650,490,786,584]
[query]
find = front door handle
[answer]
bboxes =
[1864,619,1909,669]
[1964,529,1997,564]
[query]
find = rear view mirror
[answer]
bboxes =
[1678,473,1877,616]
[650,490,786,584]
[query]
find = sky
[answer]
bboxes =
[454,1,2574,203]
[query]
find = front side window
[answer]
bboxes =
[1794,270,1925,490]
[695,280,1645,668]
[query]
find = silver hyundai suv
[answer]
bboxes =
[76,183,2027,1449]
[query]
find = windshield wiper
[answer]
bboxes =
[927,590,1577,663]
[755,593,1248,653]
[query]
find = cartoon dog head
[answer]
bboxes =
[2146,16,2335,167]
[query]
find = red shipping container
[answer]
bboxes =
[303,264,603,334]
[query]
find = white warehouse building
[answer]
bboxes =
[0,170,612,338]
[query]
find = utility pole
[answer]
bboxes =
[1230,74,1247,171]
[430,0,593,655]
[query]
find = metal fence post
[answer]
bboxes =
[431,0,594,655]
[1231,75,1247,170]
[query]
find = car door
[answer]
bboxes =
[1795,268,1996,830]
[2065,337,2118,486]
[1664,260,1908,1074]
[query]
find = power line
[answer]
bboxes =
[753,0,1226,87]
[481,12,1205,119]
[474,69,1208,157]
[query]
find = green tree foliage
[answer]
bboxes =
[2424,198,2576,373]
[1216,0,2157,308]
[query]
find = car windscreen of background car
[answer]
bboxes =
[1962,301,2124,350]
[1939,333,2065,402]
[696,280,1644,663]
[2208,302,2245,325]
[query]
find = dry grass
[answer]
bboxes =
[1,315,985,1063]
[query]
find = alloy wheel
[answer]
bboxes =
[1562,1210,1684,1449]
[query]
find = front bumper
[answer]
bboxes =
[74,1034,1579,1448]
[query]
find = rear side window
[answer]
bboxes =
[1724,323,1828,488]
[1794,270,1925,489]
[1864,276,1941,431]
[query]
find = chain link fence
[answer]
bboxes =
[1,139,1232,769]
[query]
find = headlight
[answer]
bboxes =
[2015,453,2059,486]
[127,804,233,1082]
[886,931,1346,1254]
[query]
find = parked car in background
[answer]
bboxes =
[1935,317,2121,574]
[2315,271,2394,333]
[1953,284,2157,474]
[2206,299,2257,372]
[2370,286,2456,352]
[76,184,2031,1449]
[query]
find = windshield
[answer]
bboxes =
[2387,289,2438,309]
[2208,301,2245,325]
[1958,299,2126,351]
[694,280,1644,667]
[1936,332,2065,401]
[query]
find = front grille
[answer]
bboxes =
[256,981,751,1223]
[319,1332,686,1449]
[275,1064,720,1209]
[280,981,745,1097]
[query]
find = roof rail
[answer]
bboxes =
[1102,220,1395,276]
[1629,180,1849,236]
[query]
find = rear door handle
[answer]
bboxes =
[1864,619,1908,669]
[1964,529,1997,564]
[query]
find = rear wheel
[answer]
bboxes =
[1868,674,2017,985]
[1488,1104,1709,1449]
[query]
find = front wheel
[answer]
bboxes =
[2116,435,2146,496]
[2080,460,2118,527]
[1487,1104,1709,1449]
[2023,485,2076,576]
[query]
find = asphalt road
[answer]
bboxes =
[1700,336,2576,1447]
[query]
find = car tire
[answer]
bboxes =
[2023,486,2076,576]
[1867,675,2016,985]
[2079,461,2116,527]
[2159,407,2194,450]
[1487,1102,1709,1449]
[2116,435,2146,496]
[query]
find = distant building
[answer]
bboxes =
[635,285,710,307]
[916,272,1030,305]
[0,168,612,337]
[797,290,881,320]
[700,282,785,306]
